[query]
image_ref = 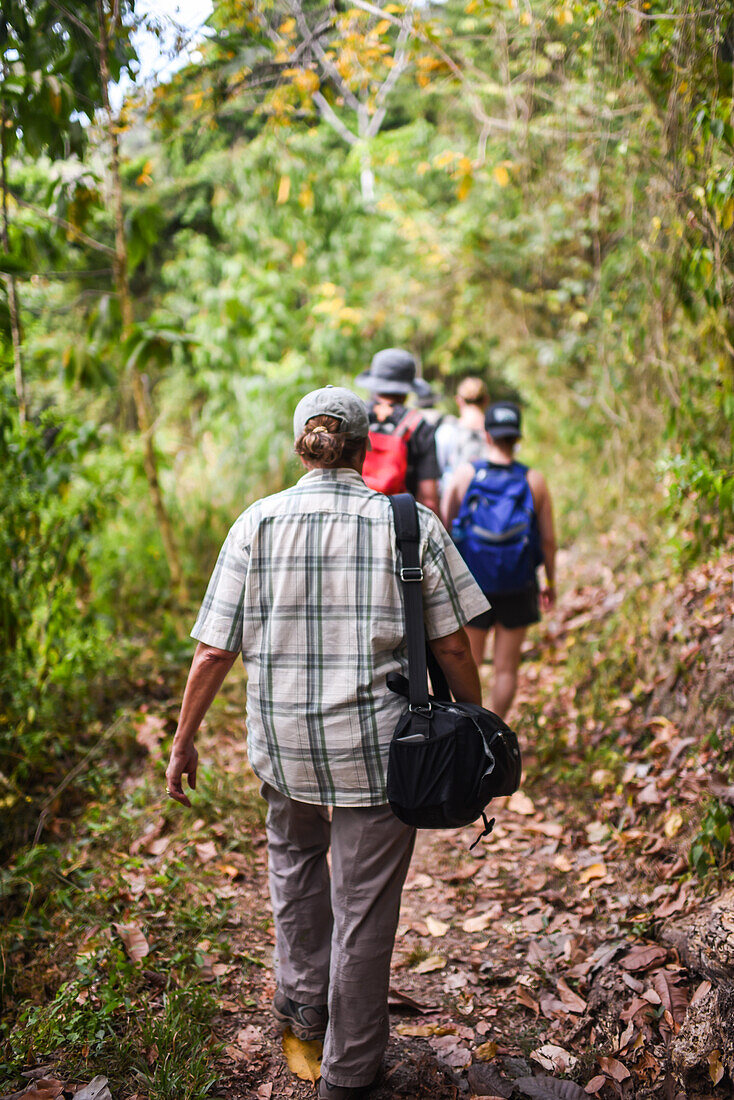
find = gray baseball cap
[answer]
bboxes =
[293,385,370,441]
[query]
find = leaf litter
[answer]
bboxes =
[6,545,732,1100]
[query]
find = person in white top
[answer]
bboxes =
[434,377,491,495]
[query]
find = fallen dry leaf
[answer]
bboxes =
[256,1085,273,1100]
[653,890,687,918]
[651,969,689,1029]
[619,944,667,972]
[113,923,149,963]
[526,820,564,838]
[598,1055,631,1082]
[281,1030,322,1083]
[413,955,446,974]
[9,1081,65,1100]
[475,1039,498,1061]
[507,791,535,816]
[195,840,218,863]
[463,912,493,933]
[530,1043,577,1073]
[690,979,712,1006]
[515,1077,587,1099]
[663,810,683,838]
[429,1032,471,1068]
[404,872,433,890]
[585,821,608,844]
[218,862,244,879]
[145,836,170,858]
[619,996,655,1024]
[387,987,435,1013]
[233,1025,263,1058]
[578,863,606,884]
[467,1062,513,1098]
[557,977,586,1014]
[709,1049,724,1086]
[426,916,449,937]
[584,1075,607,1094]
[395,1023,445,1037]
[73,1078,112,1100]
[516,983,540,1015]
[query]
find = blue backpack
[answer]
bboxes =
[452,461,542,595]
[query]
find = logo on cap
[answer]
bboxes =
[493,408,518,423]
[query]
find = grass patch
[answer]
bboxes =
[0,696,265,1099]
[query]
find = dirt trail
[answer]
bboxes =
[201,545,734,1099]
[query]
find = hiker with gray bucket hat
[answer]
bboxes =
[355,348,441,514]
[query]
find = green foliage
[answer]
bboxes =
[0,737,264,1097]
[660,448,734,559]
[2,0,733,865]
[6,975,220,1100]
[0,401,115,787]
[690,799,733,879]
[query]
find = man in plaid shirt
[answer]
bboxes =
[166,387,488,1099]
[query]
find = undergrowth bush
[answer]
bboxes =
[0,404,115,794]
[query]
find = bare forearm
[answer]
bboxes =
[541,539,556,585]
[173,643,238,749]
[429,630,482,705]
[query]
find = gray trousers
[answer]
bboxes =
[262,784,416,1088]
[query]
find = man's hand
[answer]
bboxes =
[540,584,556,612]
[163,642,238,808]
[166,742,199,808]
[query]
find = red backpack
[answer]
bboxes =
[362,408,423,494]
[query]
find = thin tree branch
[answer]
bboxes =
[625,5,717,19]
[48,0,98,43]
[374,8,413,110]
[366,7,414,138]
[8,192,116,257]
[312,90,358,144]
[289,0,362,113]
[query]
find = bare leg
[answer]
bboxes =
[465,625,489,668]
[491,624,527,720]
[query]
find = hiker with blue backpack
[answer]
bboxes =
[442,400,557,720]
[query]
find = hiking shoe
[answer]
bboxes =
[318,1078,373,1099]
[272,990,328,1041]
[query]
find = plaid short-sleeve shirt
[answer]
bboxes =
[192,468,489,807]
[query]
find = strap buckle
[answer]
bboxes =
[400,566,424,582]
[409,702,432,715]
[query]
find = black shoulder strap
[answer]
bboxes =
[389,495,452,714]
[389,494,428,712]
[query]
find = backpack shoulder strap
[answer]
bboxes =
[395,408,423,441]
[389,494,431,720]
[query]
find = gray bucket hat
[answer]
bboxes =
[355,348,422,396]
[293,385,370,441]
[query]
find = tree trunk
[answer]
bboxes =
[663,891,734,1090]
[1,81,27,424]
[96,0,185,598]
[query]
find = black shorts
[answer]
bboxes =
[468,582,540,631]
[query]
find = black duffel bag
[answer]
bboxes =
[387,494,522,848]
